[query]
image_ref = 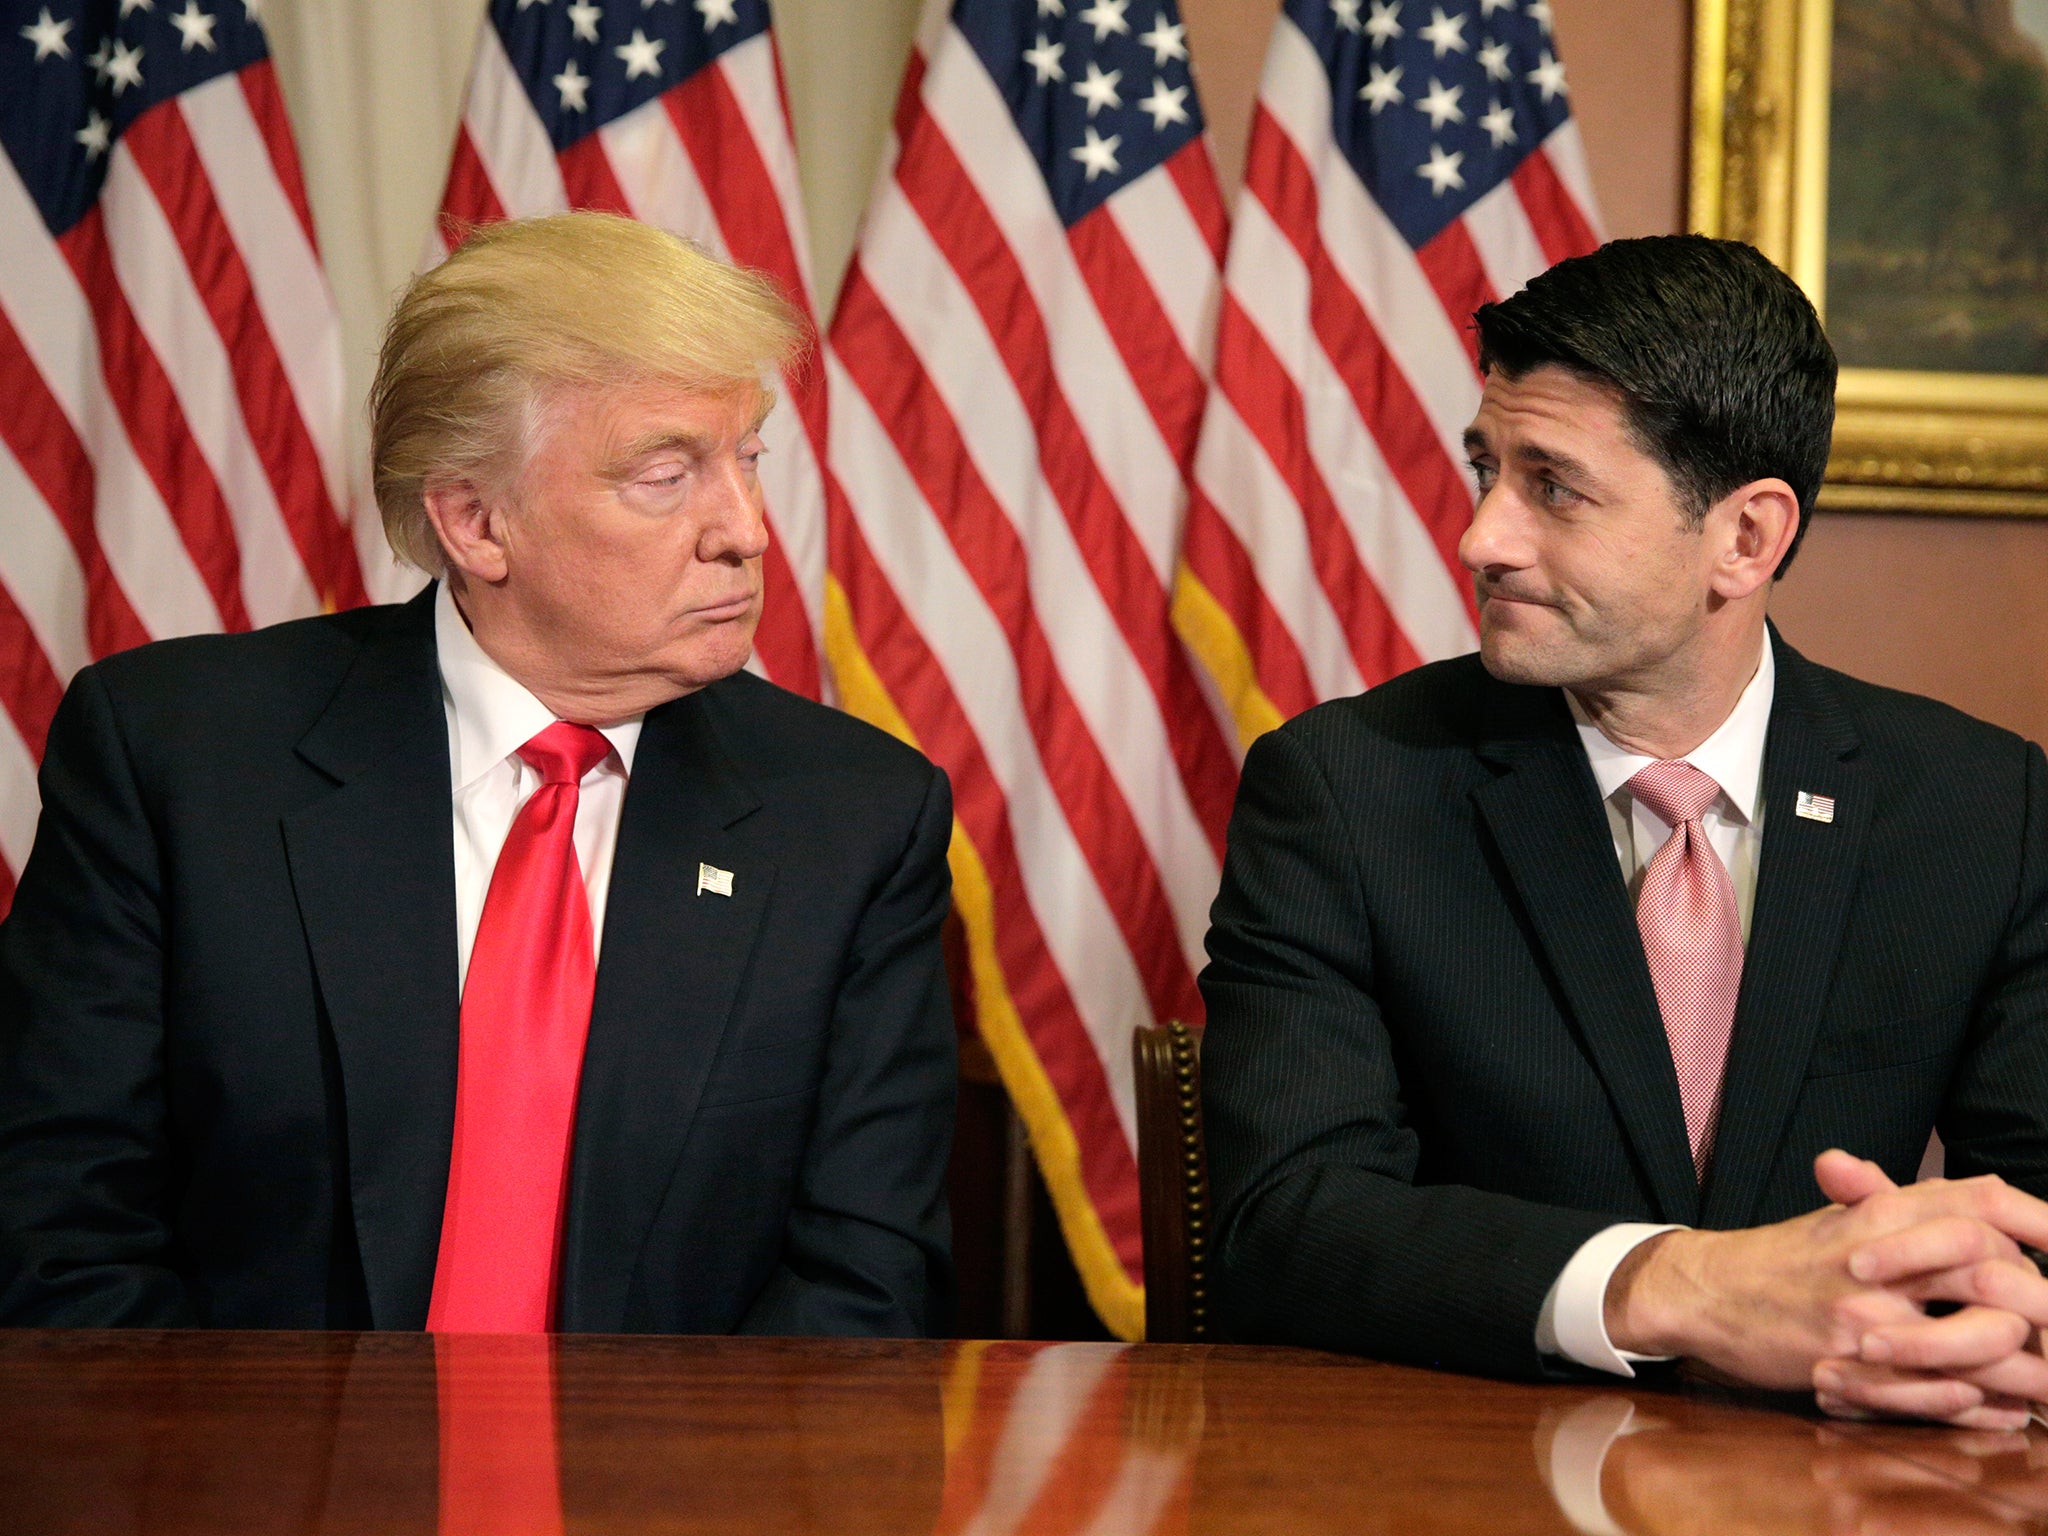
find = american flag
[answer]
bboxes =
[1176,0,1602,739]
[824,0,1234,1340]
[0,0,365,916]
[432,0,830,700]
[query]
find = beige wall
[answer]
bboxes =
[1772,516,2048,742]
[265,0,2048,743]
[1545,0,1689,239]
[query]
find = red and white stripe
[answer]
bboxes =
[824,14,1232,1339]
[1177,15,1603,744]
[0,60,365,916]
[433,25,829,701]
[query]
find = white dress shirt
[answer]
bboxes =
[436,583,643,991]
[1534,638,1775,1374]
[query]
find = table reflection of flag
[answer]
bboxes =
[935,1341,1203,1536]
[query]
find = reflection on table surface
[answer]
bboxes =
[4,1330,2047,1533]
[1537,1393,2048,1536]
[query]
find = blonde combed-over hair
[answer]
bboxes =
[370,211,806,572]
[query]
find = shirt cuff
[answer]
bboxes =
[1536,1222,1686,1376]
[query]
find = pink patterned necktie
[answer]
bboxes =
[1627,760,1743,1178]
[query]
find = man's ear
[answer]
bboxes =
[1707,478,1800,602]
[421,480,511,585]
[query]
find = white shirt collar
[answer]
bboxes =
[434,581,643,792]
[1570,636,1775,824]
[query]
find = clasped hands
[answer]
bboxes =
[1605,1149,2048,1431]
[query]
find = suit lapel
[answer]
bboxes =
[1471,680,1702,1223]
[1701,634,1868,1228]
[281,588,460,1329]
[557,684,776,1330]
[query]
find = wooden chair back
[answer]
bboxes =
[1133,1019,1209,1342]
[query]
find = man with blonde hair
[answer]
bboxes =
[0,213,957,1337]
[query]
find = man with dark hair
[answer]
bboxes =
[1472,235,1837,578]
[1203,234,2048,1426]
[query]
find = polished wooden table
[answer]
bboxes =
[7,1331,2048,1534]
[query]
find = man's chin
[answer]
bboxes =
[1477,631,1579,689]
[667,620,759,690]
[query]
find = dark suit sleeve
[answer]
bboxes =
[1940,739,2048,1196]
[0,665,193,1325]
[1202,725,1615,1379]
[739,763,956,1337]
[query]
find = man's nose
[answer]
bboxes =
[1458,483,1520,576]
[700,465,770,563]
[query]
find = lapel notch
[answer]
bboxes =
[558,684,776,1329]
[281,590,461,1328]
[1472,681,1702,1223]
[1702,635,1869,1227]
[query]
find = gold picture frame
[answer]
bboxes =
[1689,0,2048,515]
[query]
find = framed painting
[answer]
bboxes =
[1690,0,2048,514]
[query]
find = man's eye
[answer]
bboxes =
[1468,461,1497,491]
[1538,477,1579,507]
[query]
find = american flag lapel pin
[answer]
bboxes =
[696,863,734,898]
[1795,791,1836,824]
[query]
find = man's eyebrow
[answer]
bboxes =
[1460,430,1604,490]
[1515,442,1597,482]
[603,430,717,476]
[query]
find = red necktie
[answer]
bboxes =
[428,722,613,1332]
[1627,761,1744,1178]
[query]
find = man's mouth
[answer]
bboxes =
[691,593,757,621]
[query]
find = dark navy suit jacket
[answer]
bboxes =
[0,587,956,1334]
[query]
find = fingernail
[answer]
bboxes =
[1861,1334,1893,1362]
[1848,1251,1877,1281]
[1815,1365,1844,1391]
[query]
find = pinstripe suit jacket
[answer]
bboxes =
[1201,630,2048,1379]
